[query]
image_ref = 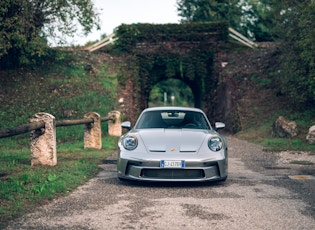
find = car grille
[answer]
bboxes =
[141,169,205,179]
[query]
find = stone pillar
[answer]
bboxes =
[306,125,315,144]
[84,112,102,149]
[108,110,122,137]
[30,113,57,166]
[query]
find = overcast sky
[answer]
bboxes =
[71,0,180,45]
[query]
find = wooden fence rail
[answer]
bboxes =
[0,121,45,138]
[0,111,121,167]
[56,118,95,127]
[0,117,115,138]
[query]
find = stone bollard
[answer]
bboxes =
[30,113,57,166]
[84,112,102,149]
[306,125,315,144]
[108,110,122,137]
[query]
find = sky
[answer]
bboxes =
[71,0,181,45]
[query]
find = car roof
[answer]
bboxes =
[143,107,204,113]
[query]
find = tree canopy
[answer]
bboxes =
[270,0,315,106]
[176,0,273,41]
[0,0,100,68]
[177,0,315,107]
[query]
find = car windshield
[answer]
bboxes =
[135,110,211,130]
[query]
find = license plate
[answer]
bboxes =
[160,160,185,168]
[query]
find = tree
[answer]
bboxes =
[0,0,100,68]
[176,0,273,41]
[177,0,238,23]
[269,0,315,107]
[247,0,274,41]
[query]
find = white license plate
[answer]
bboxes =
[160,160,185,168]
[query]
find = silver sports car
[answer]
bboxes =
[117,107,228,182]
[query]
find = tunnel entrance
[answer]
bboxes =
[149,79,194,107]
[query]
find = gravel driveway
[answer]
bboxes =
[5,136,315,229]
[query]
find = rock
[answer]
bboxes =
[306,125,315,144]
[272,116,298,138]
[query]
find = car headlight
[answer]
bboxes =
[122,135,138,150]
[208,136,223,151]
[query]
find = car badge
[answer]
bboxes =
[170,148,175,152]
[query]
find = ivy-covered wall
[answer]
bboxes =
[114,22,229,124]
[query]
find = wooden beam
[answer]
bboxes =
[229,27,258,48]
[0,121,45,138]
[55,115,114,126]
[84,33,116,51]
[56,118,94,127]
[229,34,254,49]
[89,37,119,52]
[0,115,115,138]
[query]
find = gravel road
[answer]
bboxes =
[5,136,315,230]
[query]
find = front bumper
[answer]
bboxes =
[117,158,227,182]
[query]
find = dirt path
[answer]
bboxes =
[5,136,315,229]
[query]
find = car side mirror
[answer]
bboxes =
[215,122,225,130]
[121,121,132,130]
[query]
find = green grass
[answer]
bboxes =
[0,52,118,130]
[0,50,120,228]
[290,160,314,165]
[259,138,314,151]
[235,108,315,152]
[0,135,118,228]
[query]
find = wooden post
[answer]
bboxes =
[84,112,102,149]
[30,113,57,166]
[108,110,122,137]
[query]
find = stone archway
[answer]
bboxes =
[116,22,228,125]
[119,48,221,125]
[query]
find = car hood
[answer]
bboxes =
[138,129,209,153]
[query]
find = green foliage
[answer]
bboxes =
[177,0,239,22]
[97,64,118,104]
[270,0,315,108]
[176,0,274,41]
[0,0,100,68]
[115,22,228,52]
[249,0,274,41]
[0,0,48,68]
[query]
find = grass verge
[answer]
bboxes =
[235,108,315,152]
[0,135,118,228]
